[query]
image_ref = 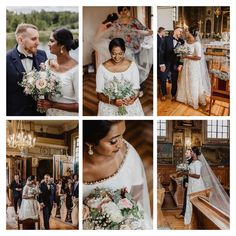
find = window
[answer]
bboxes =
[207,120,229,139]
[157,120,166,137]
[73,136,79,159]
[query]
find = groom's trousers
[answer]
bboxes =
[43,204,52,229]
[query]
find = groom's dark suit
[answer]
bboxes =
[38,182,56,229]
[7,46,47,116]
[159,35,184,97]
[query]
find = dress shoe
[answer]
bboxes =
[171,96,176,101]
[161,96,166,101]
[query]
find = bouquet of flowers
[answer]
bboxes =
[176,163,189,172]
[83,187,144,230]
[174,44,190,57]
[102,75,135,115]
[19,63,62,113]
[28,186,41,199]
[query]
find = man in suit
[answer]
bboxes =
[157,27,166,100]
[159,26,184,101]
[38,174,56,230]
[176,148,193,219]
[10,174,23,215]
[7,23,47,116]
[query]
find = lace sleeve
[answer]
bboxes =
[96,65,105,93]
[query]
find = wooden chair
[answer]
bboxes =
[17,217,40,230]
[208,73,230,116]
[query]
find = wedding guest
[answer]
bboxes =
[96,38,144,116]
[7,23,47,116]
[10,174,23,215]
[83,120,152,229]
[65,179,73,223]
[37,28,78,116]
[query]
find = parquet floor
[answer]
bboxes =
[157,83,229,116]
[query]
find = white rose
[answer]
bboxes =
[101,202,124,223]
[39,71,47,80]
[86,197,102,208]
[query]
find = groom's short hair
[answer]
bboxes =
[15,23,38,37]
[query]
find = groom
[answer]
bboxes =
[176,148,192,219]
[159,25,184,101]
[38,174,56,230]
[7,23,47,116]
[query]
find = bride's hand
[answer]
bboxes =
[114,99,124,107]
[37,99,53,110]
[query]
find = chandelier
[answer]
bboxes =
[7,120,36,155]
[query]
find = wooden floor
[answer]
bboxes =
[125,121,153,216]
[158,191,188,230]
[83,71,153,116]
[157,83,229,116]
[6,206,78,230]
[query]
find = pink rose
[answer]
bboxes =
[118,198,133,209]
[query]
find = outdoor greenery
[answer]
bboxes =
[7,10,78,33]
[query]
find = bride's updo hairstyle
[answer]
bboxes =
[191,146,201,156]
[53,28,79,51]
[103,13,118,24]
[188,27,198,38]
[109,38,126,53]
[27,175,35,182]
[83,120,122,146]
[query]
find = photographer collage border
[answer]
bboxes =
[1,0,235,235]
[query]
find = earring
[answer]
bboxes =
[60,47,64,54]
[88,145,94,156]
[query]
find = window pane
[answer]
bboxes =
[223,133,227,138]
[212,132,216,138]
[212,125,216,132]
[218,133,222,138]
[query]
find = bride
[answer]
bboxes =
[181,147,229,226]
[18,176,40,224]
[96,38,144,116]
[176,27,211,109]
[83,120,152,229]
[37,28,78,116]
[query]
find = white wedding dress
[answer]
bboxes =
[184,160,205,225]
[18,185,40,220]
[83,140,152,229]
[46,63,78,116]
[96,61,144,116]
[176,41,211,109]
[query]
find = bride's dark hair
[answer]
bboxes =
[109,38,126,53]
[83,120,123,146]
[103,13,118,24]
[188,27,198,38]
[191,146,201,156]
[53,28,78,51]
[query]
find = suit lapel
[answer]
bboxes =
[11,48,25,74]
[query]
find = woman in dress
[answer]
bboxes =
[176,27,211,109]
[18,176,40,226]
[96,38,144,116]
[181,147,206,225]
[37,28,78,116]
[93,7,153,92]
[83,120,152,229]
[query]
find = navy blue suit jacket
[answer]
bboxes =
[159,35,184,73]
[6,46,47,116]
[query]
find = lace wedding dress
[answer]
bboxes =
[18,185,40,220]
[184,160,205,225]
[83,140,152,229]
[176,41,211,109]
[96,61,144,116]
[46,62,78,116]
